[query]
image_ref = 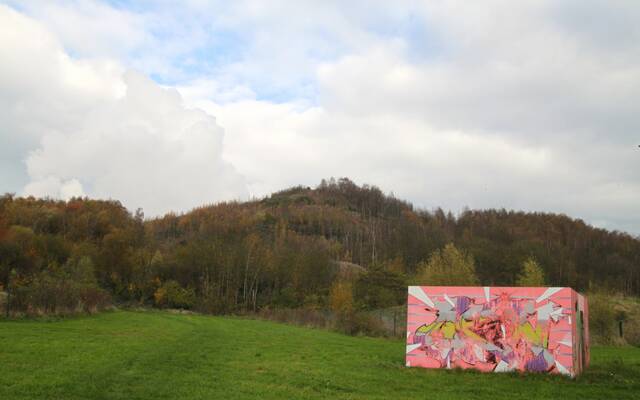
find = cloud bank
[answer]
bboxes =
[0,5,246,216]
[178,1,640,234]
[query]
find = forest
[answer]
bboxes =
[1,178,639,337]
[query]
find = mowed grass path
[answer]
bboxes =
[1,311,639,400]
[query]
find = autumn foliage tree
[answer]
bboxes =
[2,177,640,321]
[417,243,479,286]
[516,257,546,286]
[330,281,354,316]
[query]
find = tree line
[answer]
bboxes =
[1,177,638,320]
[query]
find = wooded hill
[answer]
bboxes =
[1,177,639,317]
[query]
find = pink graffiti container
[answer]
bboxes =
[406,286,589,377]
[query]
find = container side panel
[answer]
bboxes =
[578,292,590,368]
[406,286,577,376]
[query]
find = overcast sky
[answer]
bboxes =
[1,1,639,235]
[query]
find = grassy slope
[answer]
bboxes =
[0,311,638,400]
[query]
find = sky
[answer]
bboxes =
[1,1,639,235]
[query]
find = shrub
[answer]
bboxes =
[589,292,617,344]
[154,280,196,309]
[0,290,6,314]
[7,263,111,317]
[330,281,353,315]
[624,316,640,347]
[333,310,386,336]
[354,267,406,310]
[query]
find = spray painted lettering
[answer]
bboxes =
[406,286,589,377]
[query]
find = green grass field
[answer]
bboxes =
[1,311,639,399]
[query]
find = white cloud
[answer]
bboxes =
[10,0,150,59]
[0,5,247,216]
[176,1,640,234]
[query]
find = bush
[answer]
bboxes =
[330,281,353,315]
[7,267,111,317]
[612,296,640,347]
[589,292,617,344]
[624,316,640,347]
[333,310,386,336]
[154,280,196,309]
[0,291,6,314]
[354,267,406,310]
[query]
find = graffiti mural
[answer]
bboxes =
[406,286,589,377]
